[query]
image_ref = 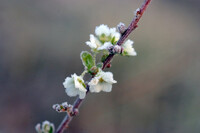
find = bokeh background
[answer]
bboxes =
[0,0,200,133]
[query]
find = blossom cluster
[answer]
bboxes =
[62,24,137,99]
[86,24,137,56]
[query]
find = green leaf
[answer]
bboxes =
[81,51,95,70]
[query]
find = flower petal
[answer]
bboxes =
[95,24,110,36]
[101,82,112,92]
[97,42,112,51]
[101,71,117,84]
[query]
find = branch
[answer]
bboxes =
[56,0,151,132]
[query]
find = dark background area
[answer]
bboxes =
[0,0,200,133]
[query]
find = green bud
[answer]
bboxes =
[101,54,109,63]
[89,66,99,75]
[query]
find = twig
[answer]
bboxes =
[56,0,151,132]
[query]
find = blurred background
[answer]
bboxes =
[0,0,200,133]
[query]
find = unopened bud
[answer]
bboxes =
[72,108,79,116]
[89,66,99,75]
[114,45,123,54]
[108,45,123,54]
[117,22,126,34]
[62,102,68,109]
[52,102,73,113]
[134,8,141,18]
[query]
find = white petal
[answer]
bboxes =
[89,83,102,93]
[79,91,86,99]
[86,41,97,49]
[128,48,137,56]
[88,77,101,93]
[64,74,87,99]
[89,70,116,93]
[73,74,86,92]
[110,28,121,42]
[123,39,134,48]
[110,28,117,34]
[97,42,112,51]
[88,77,99,86]
[113,32,120,42]
[85,34,97,48]
[63,77,74,89]
[101,82,112,92]
[65,87,78,97]
[122,39,137,56]
[101,71,117,84]
[95,24,110,36]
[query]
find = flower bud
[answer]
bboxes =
[72,108,79,116]
[117,22,126,34]
[89,66,99,75]
[108,45,123,54]
[106,64,112,68]
[52,102,73,113]
[134,8,141,18]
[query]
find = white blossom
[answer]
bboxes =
[42,121,52,132]
[122,39,137,56]
[63,74,87,99]
[89,70,117,93]
[95,24,110,37]
[35,120,55,133]
[86,24,121,52]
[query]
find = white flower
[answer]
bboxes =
[63,74,87,99]
[110,28,120,42]
[42,121,51,132]
[89,71,117,93]
[122,39,137,56]
[95,24,110,37]
[85,34,102,51]
[97,42,112,51]
[35,120,55,133]
[86,25,121,52]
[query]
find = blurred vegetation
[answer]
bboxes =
[0,0,200,133]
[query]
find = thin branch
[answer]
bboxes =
[56,0,151,132]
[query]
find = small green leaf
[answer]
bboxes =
[111,37,116,44]
[81,51,95,70]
